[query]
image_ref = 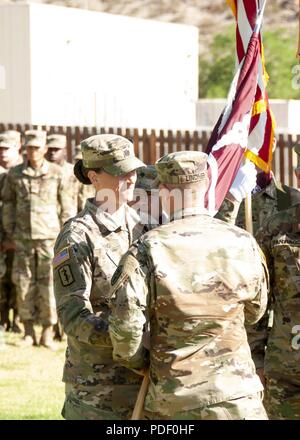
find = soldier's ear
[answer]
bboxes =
[87,170,100,185]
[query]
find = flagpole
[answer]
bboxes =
[244,189,253,235]
[131,371,150,420]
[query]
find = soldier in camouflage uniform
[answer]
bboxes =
[53,134,146,420]
[46,134,79,342]
[254,202,300,419]
[235,171,300,234]
[73,144,95,212]
[2,130,76,348]
[251,148,300,419]
[0,131,22,332]
[109,151,269,420]
[131,165,161,232]
[46,134,73,174]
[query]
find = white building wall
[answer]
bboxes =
[0,4,31,123]
[0,3,198,129]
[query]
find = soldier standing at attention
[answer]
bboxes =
[2,130,75,348]
[46,134,73,174]
[109,151,269,420]
[53,134,146,419]
[0,131,22,332]
[46,133,79,342]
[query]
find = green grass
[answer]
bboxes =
[0,329,66,420]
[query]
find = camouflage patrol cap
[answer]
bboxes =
[155,150,208,184]
[294,144,300,171]
[80,134,145,176]
[0,130,21,148]
[47,134,67,149]
[24,130,47,148]
[135,165,158,192]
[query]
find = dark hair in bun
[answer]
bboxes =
[73,160,102,185]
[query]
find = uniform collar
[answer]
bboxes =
[84,199,139,233]
[22,159,49,177]
[171,206,210,222]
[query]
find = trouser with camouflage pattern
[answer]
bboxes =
[12,239,57,326]
[264,377,300,420]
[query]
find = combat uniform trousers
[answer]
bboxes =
[0,250,18,328]
[264,377,300,420]
[12,239,57,326]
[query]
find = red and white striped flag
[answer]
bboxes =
[205,1,267,214]
[228,0,276,172]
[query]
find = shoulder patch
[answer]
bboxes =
[58,265,75,286]
[53,247,71,269]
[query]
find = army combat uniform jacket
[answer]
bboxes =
[254,203,300,419]
[2,160,75,241]
[109,208,269,418]
[53,200,144,420]
[236,178,300,234]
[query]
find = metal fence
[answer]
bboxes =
[1,123,299,188]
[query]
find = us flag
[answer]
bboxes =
[205,0,272,214]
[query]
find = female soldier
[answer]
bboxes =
[53,134,145,420]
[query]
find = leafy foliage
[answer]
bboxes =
[199,25,300,99]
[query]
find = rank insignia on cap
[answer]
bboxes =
[53,247,71,269]
[58,265,75,287]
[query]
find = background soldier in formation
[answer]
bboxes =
[53,134,146,419]
[109,150,269,420]
[2,130,76,348]
[0,131,22,332]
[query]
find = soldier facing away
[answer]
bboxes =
[0,130,22,332]
[2,130,76,348]
[109,150,269,420]
[53,134,146,419]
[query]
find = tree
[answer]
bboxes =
[199,25,300,99]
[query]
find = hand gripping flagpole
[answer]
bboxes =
[244,185,253,235]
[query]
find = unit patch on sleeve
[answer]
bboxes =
[58,265,75,286]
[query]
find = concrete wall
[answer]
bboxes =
[0,4,31,123]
